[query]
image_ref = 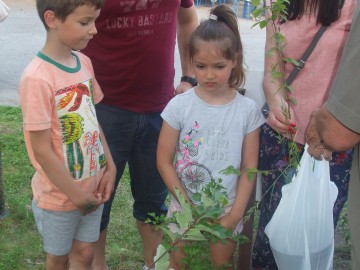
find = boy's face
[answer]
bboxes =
[55,5,100,51]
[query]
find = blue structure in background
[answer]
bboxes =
[195,0,250,19]
[195,0,232,6]
[242,0,254,19]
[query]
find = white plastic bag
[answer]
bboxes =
[0,0,9,22]
[265,144,338,270]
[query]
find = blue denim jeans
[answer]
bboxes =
[96,104,168,231]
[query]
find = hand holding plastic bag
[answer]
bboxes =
[265,144,338,270]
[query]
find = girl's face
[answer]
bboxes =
[192,40,236,93]
[55,5,100,51]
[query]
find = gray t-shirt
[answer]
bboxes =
[161,88,265,204]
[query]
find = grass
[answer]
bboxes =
[0,106,351,269]
[0,106,143,270]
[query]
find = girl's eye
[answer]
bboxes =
[217,65,225,69]
[196,65,205,69]
[80,21,89,26]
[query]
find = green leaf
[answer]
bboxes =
[272,69,283,79]
[274,32,286,44]
[258,169,270,176]
[174,209,192,230]
[259,20,268,29]
[286,84,295,93]
[196,206,224,221]
[200,194,215,208]
[160,226,178,243]
[154,244,170,270]
[174,189,193,230]
[252,8,263,18]
[251,0,261,6]
[251,20,261,29]
[246,168,258,181]
[197,223,232,240]
[288,96,298,105]
[220,165,240,176]
[283,57,299,66]
[265,47,276,57]
[182,228,207,241]
[175,188,188,209]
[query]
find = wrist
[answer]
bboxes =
[180,76,197,87]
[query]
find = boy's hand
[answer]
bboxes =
[96,165,116,203]
[73,192,101,216]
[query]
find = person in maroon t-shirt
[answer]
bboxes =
[82,1,198,270]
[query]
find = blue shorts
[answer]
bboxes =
[32,199,103,256]
[96,104,168,231]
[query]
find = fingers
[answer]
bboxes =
[101,189,112,203]
[98,181,114,203]
[322,148,333,161]
[81,199,100,216]
[267,113,288,133]
[174,83,192,95]
[268,112,297,135]
[307,144,332,161]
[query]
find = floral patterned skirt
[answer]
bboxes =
[252,123,353,269]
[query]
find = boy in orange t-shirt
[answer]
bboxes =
[18,0,116,269]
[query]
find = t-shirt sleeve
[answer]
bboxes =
[79,52,104,104]
[181,0,194,8]
[160,97,182,131]
[19,75,53,131]
[327,14,360,133]
[92,76,103,105]
[246,99,266,134]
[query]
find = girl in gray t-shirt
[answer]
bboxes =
[156,4,265,269]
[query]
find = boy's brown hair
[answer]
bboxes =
[36,0,104,30]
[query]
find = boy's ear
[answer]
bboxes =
[43,10,58,29]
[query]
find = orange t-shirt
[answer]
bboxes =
[19,51,105,211]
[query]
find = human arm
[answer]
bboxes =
[306,14,360,159]
[175,4,199,95]
[96,124,116,204]
[156,121,191,203]
[30,129,101,215]
[262,12,297,134]
[219,128,260,230]
[306,105,360,160]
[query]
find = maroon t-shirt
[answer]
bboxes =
[82,0,194,113]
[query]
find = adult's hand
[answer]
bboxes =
[306,104,360,158]
[174,81,193,95]
[305,109,332,161]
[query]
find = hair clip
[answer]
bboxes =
[209,14,218,21]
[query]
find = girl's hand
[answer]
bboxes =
[218,214,239,232]
[96,165,116,204]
